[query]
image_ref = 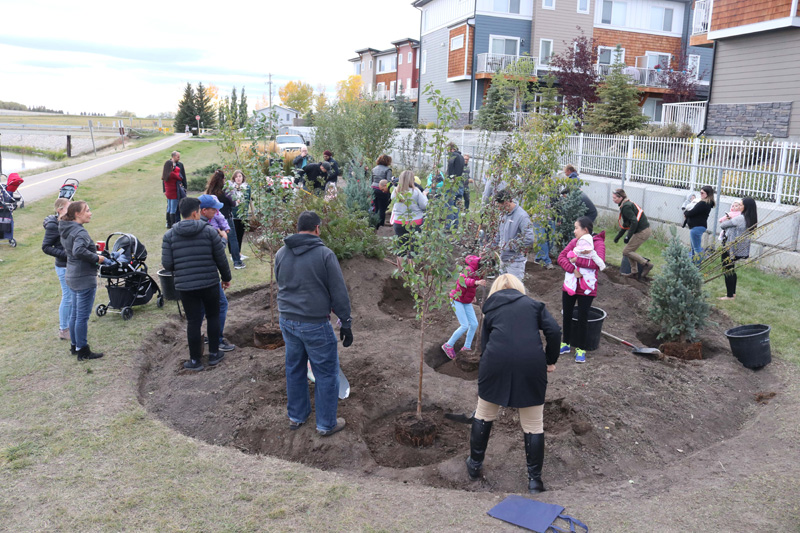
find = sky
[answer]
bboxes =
[0,0,421,117]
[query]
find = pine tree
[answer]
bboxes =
[393,87,416,128]
[195,82,216,129]
[648,231,710,343]
[475,84,512,131]
[229,87,239,128]
[174,83,197,134]
[584,45,647,134]
[238,86,248,128]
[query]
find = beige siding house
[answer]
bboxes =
[531,0,595,63]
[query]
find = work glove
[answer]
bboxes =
[624,235,630,244]
[340,327,353,347]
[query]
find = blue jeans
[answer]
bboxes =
[69,285,96,350]
[200,283,228,343]
[226,215,242,263]
[166,198,179,214]
[689,226,705,266]
[534,221,553,265]
[447,300,478,349]
[55,266,74,330]
[280,317,339,432]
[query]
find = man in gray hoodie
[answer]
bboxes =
[275,211,353,436]
[493,189,536,281]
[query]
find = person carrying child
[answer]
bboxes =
[562,227,605,297]
[442,255,487,359]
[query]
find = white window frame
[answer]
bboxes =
[406,78,412,93]
[408,51,413,63]
[369,59,373,70]
[493,0,521,14]
[598,46,624,65]
[688,54,701,80]
[377,82,386,93]
[543,0,555,10]
[642,97,664,122]
[601,0,627,26]
[451,34,465,51]
[645,51,671,69]
[489,34,521,57]
[390,80,396,96]
[577,0,589,13]
[649,5,674,32]
[539,39,554,66]
[421,50,427,74]
[399,53,403,65]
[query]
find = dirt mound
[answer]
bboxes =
[138,257,781,494]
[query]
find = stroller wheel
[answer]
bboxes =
[156,295,165,308]
[122,307,134,320]
[9,239,16,247]
[96,304,107,317]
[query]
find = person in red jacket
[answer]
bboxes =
[557,216,605,364]
[442,255,487,359]
[163,161,182,228]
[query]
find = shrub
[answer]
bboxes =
[552,188,588,252]
[632,123,694,139]
[463,124,473,130]
[187,175,209,191]
[426,122,436,130]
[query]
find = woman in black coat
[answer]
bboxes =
[466,274,561,494]
[683,185,715,265]
[42,198,72,340]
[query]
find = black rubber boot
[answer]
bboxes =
[465,418,493,480]
[524,432,546,494]
[77,345,104,361]
[166,212,172,229]
[70,344,76,355]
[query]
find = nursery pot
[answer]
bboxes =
[724,324,771,369]
[562,306,607,351]
[157,269,178,301]
[620,256,648,279]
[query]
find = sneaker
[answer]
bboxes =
[575,350,586,364]
[203,336,208,344]
[442,343,457,360]
[289,419,306,430]
[544,263,555,270]
[59,329,70,341]
[459,347,472,353]
[239,254,249,260]
[560,342,571,354]
[218,340,236,352]
[208,352,225,366]
[183,359,204,371]
[234,262,246,270]
[318,418,346,436]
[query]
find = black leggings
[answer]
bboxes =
[373,189,391,230]
[562,291,594,350]
[180,285,221,360]
[722,251,739,298]
[233,218,245,250]
[393,222,421,257]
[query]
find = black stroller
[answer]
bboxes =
[58,178,79,200]
[96,233,164,320]
[0,173,23,247]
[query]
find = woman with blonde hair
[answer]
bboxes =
[466,274,561,494]
[390,170,428,261]
[42,198,72,340]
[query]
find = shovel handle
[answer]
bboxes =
[600,330,636,348]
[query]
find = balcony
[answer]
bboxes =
[661,101,708,134]
[402,87,418,99]
[476,53,537,75]
[692,0,710,35]
[594,63,670,89]
[374,90,396,101]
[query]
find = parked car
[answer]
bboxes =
[267,134,309,159]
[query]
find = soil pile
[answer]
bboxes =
[138,257,780,493]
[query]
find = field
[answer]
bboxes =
[0,113,174,130]
[1,141,799,531]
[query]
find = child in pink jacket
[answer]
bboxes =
[442,255,487,359]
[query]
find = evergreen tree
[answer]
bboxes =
[475,84,511,131]
[229,87,239,127]
[648,231,710,343]
[552,188,588,252]
[195,82,216,129]
[238,87,248,128]
[584,45,647,134]
[218,96,229,127]
[393,87,416,128]
[174,82,197,134]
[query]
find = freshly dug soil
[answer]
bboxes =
[138,257,781,494]
[661,341,703,360]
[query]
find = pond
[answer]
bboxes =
[1,152,53,174]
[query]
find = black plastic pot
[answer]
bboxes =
[157,269,179,301]
[725,324,771,369]
[563,306,607,351]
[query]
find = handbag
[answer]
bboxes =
[487,495,588,533]
[177,184,187,200]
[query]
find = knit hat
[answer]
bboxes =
[323,150,333,157]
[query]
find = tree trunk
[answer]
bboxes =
[269,253,276,328]
[417,309,425,419]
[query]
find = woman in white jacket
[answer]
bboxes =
[390,170,427,263]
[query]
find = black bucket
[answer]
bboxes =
[725,324,771,369]
[562,306,607,351]
[157,269,179,301]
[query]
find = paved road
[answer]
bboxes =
[15,133,190,204]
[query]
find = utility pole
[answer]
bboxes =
[268,73,273,109]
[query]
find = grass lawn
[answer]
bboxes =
[0,113,174,129]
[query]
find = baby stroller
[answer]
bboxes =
[96,233,164,320]
[0,173,24,247]
[59,178,79,200]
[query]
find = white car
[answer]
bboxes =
[270,134,308,157]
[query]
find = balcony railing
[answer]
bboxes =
[476,53,537,74]
[661,101,708,134]
[594,64,670,88]
[692,0,710,35]
[375,90,396,101]
[403,87,418,99]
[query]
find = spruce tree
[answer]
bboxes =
[393,87,416,128]
[174,83,196,134]
[218,96,229,127]
[475,84,511,131]
[195,82,216,129]
[648,232,710,343]
[584,45,647,134]
[238,87,248,128]
[229,87,239,127]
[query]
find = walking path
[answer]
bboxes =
[15,133,189,204]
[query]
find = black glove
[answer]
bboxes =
[613,235,621,244]
[623,235,630,244]
[340,327,353,347]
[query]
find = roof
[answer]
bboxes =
[374,48,397,57]
[255,105,300,114]
[391,37,420,46]
[355,47,380,55]
[412,0,433,7]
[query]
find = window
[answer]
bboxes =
[539,39,553,66]
[407,78,411,93]
[543,0,555,9]
[490,36,519,56]
[642,98,663,122]
[650,6,674,32]
[369,60,373,70]
[451,34,465,51]
[421,50,427,74]
[286,113,290,121]
[493,0,521,14]
[601,0,626,25]
[577,0,589,13]
[390,81,396,97]
[688,54,700,80]
[645,51,670,69]
[598,46,624,65]
[354,63,362,75]
[408,51,413,63]
[399,53,403,65]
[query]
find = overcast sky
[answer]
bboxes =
[0,0,421,116]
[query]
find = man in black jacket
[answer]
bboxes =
[162,197,232,370]
[301,162,332,192]
[275,211,353,436]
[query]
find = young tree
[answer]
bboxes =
[491,56,539,117]
[279,81,314,114]
[336,75,363,103]
[475,84,512,131]
[174,82,197,134]
[392,86,416,128]
[549,32,600,122]
[313,98,396,167]
[195,82,216,129]
[238,86,248,128]
[584,46,647,134]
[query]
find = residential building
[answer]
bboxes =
[351,48,380,94]
[254,105,300,127]
[692,0,800,138]
[374,48,399,100]
[348,40,421,105]
[391,38,421,101]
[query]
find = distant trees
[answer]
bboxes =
[0,101,65,114]
[393,86,416,128]
[175,82,217,134]
[278,81,314,114]
[219,86,250,129]
[336,76,363,103]
[115,110,137,117]
[584,46,647,134]
[474,84,511,131]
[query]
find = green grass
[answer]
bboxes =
[2,145,67,160]
[599,220,800,365]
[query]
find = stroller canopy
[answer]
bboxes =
[111,233,147,262]
[4,173,23,193]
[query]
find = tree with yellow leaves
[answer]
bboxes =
[336,76,363,103]
[278,81,313,113]
[314,87,328,113]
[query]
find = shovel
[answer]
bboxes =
[601,330,662,357]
